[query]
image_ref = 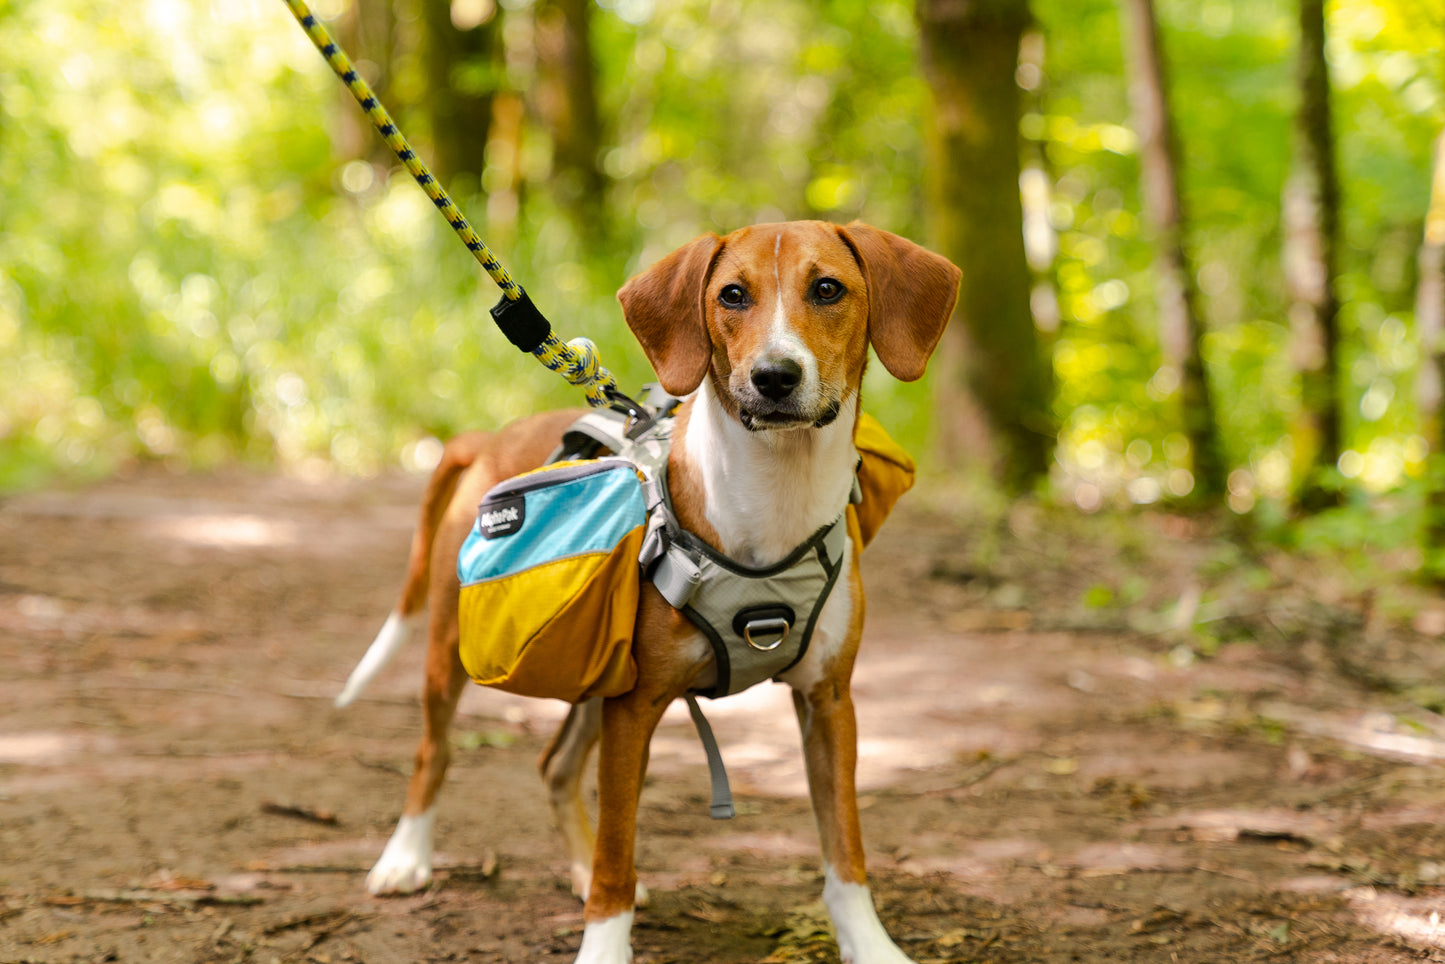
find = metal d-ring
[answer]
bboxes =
[743,617,790,652]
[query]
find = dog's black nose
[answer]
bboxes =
[750,358,802,401]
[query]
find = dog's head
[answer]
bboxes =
[618,220,961,431]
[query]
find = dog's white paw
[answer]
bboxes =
[367,811,435,896]
[838,940,916,964]
[573,911,634,964]
[569,861,592,901]
[569,863,649,907]
[824,870,917,964]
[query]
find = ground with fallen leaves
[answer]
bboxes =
[3,468,1445,963]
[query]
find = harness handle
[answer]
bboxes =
[281,0,636,413]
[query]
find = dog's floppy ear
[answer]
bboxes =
[617,234,723,397]
[838,221,962,382]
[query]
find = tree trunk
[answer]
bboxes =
[536,0,607,246]
[1284,0,1344,506]
[1118,0,1226,502]
[917,0,1053,493]
[417,0,502,186]
[336,0,398,167]
[485,91,526,253]
[1417,132,1445,578]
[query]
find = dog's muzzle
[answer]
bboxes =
[735,354,842,431]
[750,358,802,402]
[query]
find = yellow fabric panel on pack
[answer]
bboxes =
[457,459,644,702]
[458,530,641,701]
[852,412,916,547]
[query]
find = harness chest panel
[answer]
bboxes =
[645,460,848,699]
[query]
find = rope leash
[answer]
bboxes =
[281,0,633,412]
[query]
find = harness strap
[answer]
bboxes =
[685,695,735,819]
[678,515,847,700]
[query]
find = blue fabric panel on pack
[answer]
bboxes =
[458,463,646,585]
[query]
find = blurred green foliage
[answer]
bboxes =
[1039,0,1440,509]
[0,0,1439,513]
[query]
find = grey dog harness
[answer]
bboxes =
[557,406,849,698]
[555,402,854,817]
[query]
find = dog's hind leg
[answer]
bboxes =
[540,698,603,900]
[366,456,485,896]
[360,411,587,898]
[363,439,488,896]
[366,615,470,895]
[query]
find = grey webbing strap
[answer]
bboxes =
[684,694,735,819]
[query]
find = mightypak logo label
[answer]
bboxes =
[479,496,525,539]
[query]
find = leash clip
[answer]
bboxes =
[615,383,683,439]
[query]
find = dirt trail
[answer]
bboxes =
[2,469,1444,963]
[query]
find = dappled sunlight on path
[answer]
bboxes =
[3,471,1445,961]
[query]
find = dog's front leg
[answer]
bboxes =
[793,679,916,964]
[572,684,673,964]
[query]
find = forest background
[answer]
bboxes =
[1,0,1441,566]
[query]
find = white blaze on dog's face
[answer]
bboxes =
[618,219,962,430]
[703,223,870,431]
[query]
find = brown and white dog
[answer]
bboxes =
[336,220,960,963]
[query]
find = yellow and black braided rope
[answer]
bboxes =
[282,0,627,410]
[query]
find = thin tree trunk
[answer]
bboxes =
[1417,132,1445,578]
[336,0,398,168]
[1018,28,1060,337]
[1284,0,1344,506]
[917,0,1053,493]
[1119,0,1226,502]
[536,0,607,246]
[485,91,526,253]
[417,0,501,186]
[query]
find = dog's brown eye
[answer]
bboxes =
[813,278,845,304]
[718,284,748,308]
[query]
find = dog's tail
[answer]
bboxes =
[335,432,492,709]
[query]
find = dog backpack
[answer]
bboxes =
[454,404,913,704]
[455,458,646,703]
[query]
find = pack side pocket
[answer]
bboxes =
[853,413,916,548]
[458,525,643,702]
